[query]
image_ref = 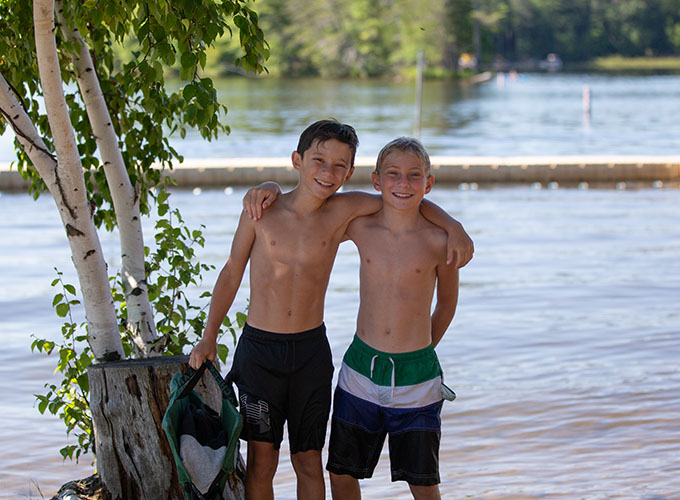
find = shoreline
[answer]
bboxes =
[1,155,679,190]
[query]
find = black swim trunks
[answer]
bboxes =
[228,322,333,453]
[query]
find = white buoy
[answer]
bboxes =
[616,182,627,190]
[582,85,592,116]
[548,181,559,190]
[224,187,234,195]
[531,182,542,190]
[578,182,589,190]
[652,180,663,189]
[192,187,202,195]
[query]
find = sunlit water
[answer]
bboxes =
[1,183,678,499]
[3,73,680,162]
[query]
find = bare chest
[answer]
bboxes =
[358,233,440,284]
[252,212,341,267]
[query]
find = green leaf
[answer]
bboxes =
[76,374,89,393]
[180,52,198,69]
[182,83,198,102]
[38,398,48,414]
[56,303,69,318]
[216,343,229,364]
[236,312,247,328]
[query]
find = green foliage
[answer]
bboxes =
[0,0,268,216]
[587,55,680,72]
[125,187,242,363]
[195,0,680,77]
[33,207,245,462]
[0,0,266,463]
[31,270,93,463]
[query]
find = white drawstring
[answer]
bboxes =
[388,357,395,398]
[370,354,396,399]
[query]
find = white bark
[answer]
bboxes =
[0,74,59,186]
[55,2,157,356]
[32,0,124,361]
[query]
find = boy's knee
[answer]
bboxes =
[246,442,279,480]
[329,472,352,485]
[291,449,322,478]
[329,472,360,500]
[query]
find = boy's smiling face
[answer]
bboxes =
[372,150,434,208]
[293,139,354,199]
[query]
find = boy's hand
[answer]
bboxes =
[242,181,282,220]
[189,338,217,370]
[447,223,474,267]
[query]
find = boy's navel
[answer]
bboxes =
[270,240,277,246]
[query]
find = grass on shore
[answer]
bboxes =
[588,56,680,71]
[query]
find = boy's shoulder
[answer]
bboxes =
[417,216,448,253]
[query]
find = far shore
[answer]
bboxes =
[585,55,680,72]
[1,155,679,190]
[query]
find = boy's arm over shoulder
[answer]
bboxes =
[420,199,474,268]
[329,191,382,242]
[243,181,282,220]
[342,204,374,242]
[329,190,383,222]
[189,212,256,369]
[430,229,460,347]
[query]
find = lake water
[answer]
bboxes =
[1,182,679,499]
[1,73,679,498]
[2,73,680,162]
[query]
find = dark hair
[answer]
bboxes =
[375,136,431,175]
[296,119,359,166]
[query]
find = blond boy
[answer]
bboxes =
[327,137,459,500]
[190,121,471,500]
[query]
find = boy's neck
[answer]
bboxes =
[285,185,331,214]
[378,204,422,232]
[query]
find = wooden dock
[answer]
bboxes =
[1,155,679,190]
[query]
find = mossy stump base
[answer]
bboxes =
[50,473,106,500]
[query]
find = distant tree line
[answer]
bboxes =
[205,0,680,77]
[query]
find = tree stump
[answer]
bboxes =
[88,355,245,500]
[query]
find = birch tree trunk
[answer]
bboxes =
[32,0,124,361]
[55,1,157,356]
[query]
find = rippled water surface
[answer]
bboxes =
[3,73,680,161]
[1,183,678,498]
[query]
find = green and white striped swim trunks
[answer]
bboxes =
[327,335,445,486]
[337,334,444,408]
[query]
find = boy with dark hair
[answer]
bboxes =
[190,122,471,500]
[327,137,459,500]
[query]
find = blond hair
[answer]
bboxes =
[374,137,431,175]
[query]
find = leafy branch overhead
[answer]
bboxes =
[0,0,268,213]
[0,0,267,464]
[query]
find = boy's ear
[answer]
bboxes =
[343,165,356,184]
[425,175,435,194]
[292,151,302,170]
[371,171,381,191]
